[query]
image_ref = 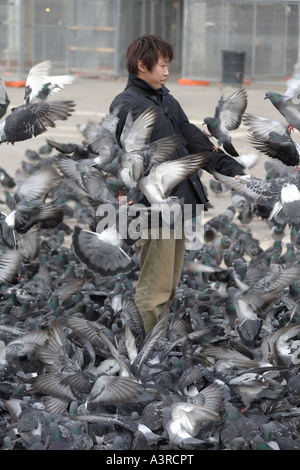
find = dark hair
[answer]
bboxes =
[126,34,174,75]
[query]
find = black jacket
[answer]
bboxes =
[109,74,244,212]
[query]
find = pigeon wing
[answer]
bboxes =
[155,152,210,196]
[213,172,284,205]
[24,60,53,103]
[120,106,157,153]
[72,226,136,276]
[243,113,289,139]
[218,88,248,131]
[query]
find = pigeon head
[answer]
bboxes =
[264,91,282,106]
[203,117,217,129]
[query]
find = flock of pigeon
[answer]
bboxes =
[0,61,299,451]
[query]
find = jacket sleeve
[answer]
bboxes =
[177,105,245,177]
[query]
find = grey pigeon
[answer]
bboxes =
[45,137,91,160]
[137,152,210,204]
[0,199,64,249]
[0,248,22,283]
[264,64,300,132]
[118,107,182,190]
[244,113,300,167]
[86,375,157,409]
[269,182,300,229]
[0,167,63,249]
[71,224,137,277]
[211,171,299,207]
[203,87,247,156]
[0,78,10,119]
[227,286,262,346]
[261,323,300,366]
[82,104,121,161]
[0,100,75,144]
[229,372,285,409]
[162,382,223,449]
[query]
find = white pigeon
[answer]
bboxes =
[24,60,75,104]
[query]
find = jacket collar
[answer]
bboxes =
[126,73,169,98]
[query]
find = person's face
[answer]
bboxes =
[137,54,170,90]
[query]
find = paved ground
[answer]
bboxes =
[2,76,299,250]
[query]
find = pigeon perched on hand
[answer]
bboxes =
[264,64,300,132]
[203,87,248,156]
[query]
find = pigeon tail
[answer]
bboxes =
[223,141,239,157]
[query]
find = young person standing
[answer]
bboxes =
[109,34,244,335]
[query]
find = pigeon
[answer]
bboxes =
[268,182,300,229]
[201,344,260,371]
[10,166,62,207]
[118,108,182,190]
[0,167,15,188]
[0,78,10,119]
[0,167,63,249]
[35,321,82,373]
[53,154,117,195]
[120,298,146,360]
[0,248,23,283]
[229,372,285,409]
[45,137,91,160]
[264,64,300,132]
[203,87,248,156]
[137,152,210,205]
[227,286,263,346]
[261,323,300,366]
[231,263,300,312]
[211,171,298,208]
[162,382,223,449]
[0,199,64,249]
[81,104,121,160]
[86,375,157,409]
[0,100,76,144]
[23,60,75,105]
[71,224,137,277]
[243,113,300,167]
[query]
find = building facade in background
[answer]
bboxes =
[0,0,299,83]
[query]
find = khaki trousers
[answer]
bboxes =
[135,225,186,335]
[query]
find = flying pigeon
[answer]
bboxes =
[0,100,76,144]
[71,224,137,277]
[137,152,210,205]
[243,113,300,167]
[264,64,300,132]
[203,87,248,156]
[81,105,121,163]
[0,199,64,249]
[45,137,91,160]
[0,166,63,249]
[23,60,75,104]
